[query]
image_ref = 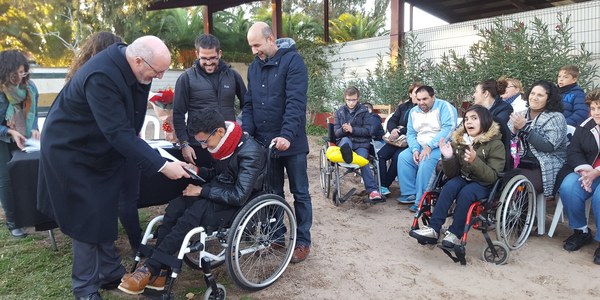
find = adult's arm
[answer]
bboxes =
[173,72,191,143]
[279,54,308,144]
[427,101,457,149]
[567,126,594,171]
[528,113,567,153]
[85,74,166,173]
[406,110,420,153]
[233,71,247,112]
[386,104,402,132]
[241,69,255,135]
[30,81,40,131]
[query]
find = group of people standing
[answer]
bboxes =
[1,21,313,300]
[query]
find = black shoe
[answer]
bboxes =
[75,292,102,300]
[594,246,600,265]
[6,222,27,238]
[563,229,593,251]
[340,143,353,164]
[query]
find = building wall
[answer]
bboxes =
[329,1,600,83]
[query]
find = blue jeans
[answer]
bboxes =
[559,172,600,241]
[339,137,378,193]
[377,144,404,188]
[397,147,440,203]
[429,177,492,237]
[0,141,18,223]
[271,153,312,247]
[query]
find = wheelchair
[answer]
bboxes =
[132,146,297,300]
[410,166,536,265]
[318,118,383,205]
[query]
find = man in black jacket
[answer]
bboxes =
[173,33,247,164]
[38,36,190,300]
[119,108,266,295]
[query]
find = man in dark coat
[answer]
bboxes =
[173,33,247,164]
[243,22,312,263]
[37,36,189,300]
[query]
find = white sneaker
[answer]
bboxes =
[442,231,461,247]
[411,226,438,239]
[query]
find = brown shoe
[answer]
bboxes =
[147,269,168,291]
[291,245,310,263]
[118,265,153,295]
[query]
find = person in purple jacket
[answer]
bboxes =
[558,64,588,126]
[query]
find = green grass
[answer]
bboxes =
[0,209,255,300]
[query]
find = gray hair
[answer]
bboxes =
[126,37,155,62]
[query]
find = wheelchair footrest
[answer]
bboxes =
[409,231,437,245]
[340,188,356,203]
[438,244,467,265]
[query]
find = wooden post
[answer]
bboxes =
[202,5,213,34]
[324,0,330,43]
[390,0,405,64]
[271,0,282,38]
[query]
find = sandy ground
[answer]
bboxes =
[223,136,600,300]
[7,135,600,299]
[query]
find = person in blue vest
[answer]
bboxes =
[37,36,190,300]
[243,22,312,263]
[173,33,247,164]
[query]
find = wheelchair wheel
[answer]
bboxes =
[203,283,226,300]
[226,194,297,291]
[481,241,510,265]
[332,164,342,206]
[496,175,536,250]
[183,235,226,270]
[319,148,331,198]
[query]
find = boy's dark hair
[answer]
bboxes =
[344,86,360,98]
[415,85,435,97]
[560,64,580,78]
[187,108,226,136]
[363,102,373,110]
[524,80,564,113]
[195,33,221,52]
[463,104,494,134]
[0,50,30,86]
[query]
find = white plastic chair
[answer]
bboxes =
[141,115,160,140]
[548,194,592,237]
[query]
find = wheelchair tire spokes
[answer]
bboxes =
[496,175,536,250]
[226,195,296,291]
[319,148,332,198]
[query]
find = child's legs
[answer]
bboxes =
[428,177,469,233]
[355,147,377,193]
[448,181,492,237]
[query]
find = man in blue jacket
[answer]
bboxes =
[38,36,190,300]
[243,22,312,263]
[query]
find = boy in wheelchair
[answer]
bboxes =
[410,106,505,247]
[333,86,383,202]
[119,108,266,295]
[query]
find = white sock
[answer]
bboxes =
[577,226,588,233]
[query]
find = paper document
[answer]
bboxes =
[22,138,41,153]
[145,139,174,149]
[156,147,205,182]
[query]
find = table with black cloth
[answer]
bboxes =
[8,145,211,231]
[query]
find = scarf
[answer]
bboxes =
[1,83,32,136]
[208,121,243,160]
[504,93,520,105]
[559,83,577,94]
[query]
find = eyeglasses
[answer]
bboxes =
[10,71,29,81]
[140,57,166,76]
[507,85,516,88]
[345,98,359,102]
[199,56,219,62]
[197,128,218,145]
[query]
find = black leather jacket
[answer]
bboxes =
[199,133,266,206]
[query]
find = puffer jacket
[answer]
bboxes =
[333,103,372,150]
[242,38,309,156]
[442,122,506,185]
[561,84,588,126]
[199,133,266,206]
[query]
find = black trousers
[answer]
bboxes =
[148,196,238,272]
